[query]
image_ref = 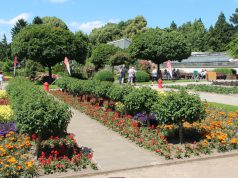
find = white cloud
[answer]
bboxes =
[69,19,120,33]
[49,0,69,3]
[0,13,30,25]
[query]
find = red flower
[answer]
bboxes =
[156,149,161,153]
[87,153,93,159]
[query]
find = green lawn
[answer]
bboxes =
[208,102,238,112]
[137,79,205,85]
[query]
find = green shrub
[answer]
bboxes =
[124,87,158,115]
[152,90,205,143]
[7,77,72,138]
[213,68,236,75]
[94,81,112,98]
[135,70,150,82]
[107,85,134,102]
[94,70,114,82]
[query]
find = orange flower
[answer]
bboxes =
[230,139,238,144]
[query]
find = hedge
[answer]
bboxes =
[6,77,72,138]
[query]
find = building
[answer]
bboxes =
[161,52,238,73]
[107,38,131,49]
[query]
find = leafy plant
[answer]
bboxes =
[93,70,114,82]
[135,70,150,82]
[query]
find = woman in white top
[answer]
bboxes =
[0,71,4,89]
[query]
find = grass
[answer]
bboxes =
[207,102,238,112]
[137,79,207,85]
[35,84,59,90]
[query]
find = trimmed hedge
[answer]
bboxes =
[7,77,71,138]
[135,70,150,82]
[93,70,114,82]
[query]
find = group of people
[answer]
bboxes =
[199,69,207,79]
[118,65,137,85]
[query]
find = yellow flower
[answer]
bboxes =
[230,139,238,144]
[0,90,7,99]
[0,106,13,122]
[7,157,17,164]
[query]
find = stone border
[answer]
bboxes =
[57,150,238,178]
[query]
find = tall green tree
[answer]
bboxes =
[230,8,238,29]
[11,24,87,81]
[170,21,177,30]
[212,12,235,51]
[1,34,8,60]
[32,16,43,24]
[178,19,207,51]
[129,29,191,72]
[90,44,119,71]
[11,19,28,39]
[124,16,147,38]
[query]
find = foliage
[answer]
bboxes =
[11,19,28,39]
[124,87,158,115]
[109,50,131,67]
[153,90,205,125]
[83,61,95,79]
[135,70,150,82]
[25,60,44,79]
[107,85,133,102]
[213,68,236,75]
[0,132,38,177]
[136,60,151,73]
[230,8,238,28]
[11,24,87,79]
[42,16,68,30]
[6,77,71,138]
[1,60,13,73]
[93,70,114,82]
[228,32,238,59]
[32,16,43,24]
[129,29,191,65]
[90,44,119,70]
[166,84,238,94]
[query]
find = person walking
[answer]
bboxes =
[118,66,122,84]
[0,71,4,90]
[128,67,134,84]
[121,64,126,84]
[132,67,137,85]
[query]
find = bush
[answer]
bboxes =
[213,68,236,75]
[124,87,158,115]
[93,70,114,82]
[136,60,151,73]
[107,85,134,102]
[135,70,150,82]
[152,90,205,143]
[7,77,72,138]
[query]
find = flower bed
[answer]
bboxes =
[0,131,38,177]
[38,133,97,174]
[50,90,238,160]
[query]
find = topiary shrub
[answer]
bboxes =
[93,70,114,82]
[135,70,150,82]
[124,87,158,116]
[152,90,205,143]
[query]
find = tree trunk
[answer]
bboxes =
[35,134,42,158]
[157,63,161,79]
[179,122,183,144]
[48,66,52,84]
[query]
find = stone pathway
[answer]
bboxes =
[87,154,238,178]
[67,108,161,171]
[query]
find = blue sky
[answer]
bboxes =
[0,0,237,42]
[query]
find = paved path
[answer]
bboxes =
[87,155,238,178]
[68,108,161,171]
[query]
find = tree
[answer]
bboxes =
[109,50,131,73]
[124,16,147,38]
[11,24,87,81]
[0,34,8,61]
[90,44,119,71]
[32,16,43,24]
[230,8,238,29]
[178,19,207,51]
[129,28,191,73]
[170,21,177,30]
[212,12,235,51]
[11,19,28,39]
[228,32,238,59]
[42,16,68,30]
